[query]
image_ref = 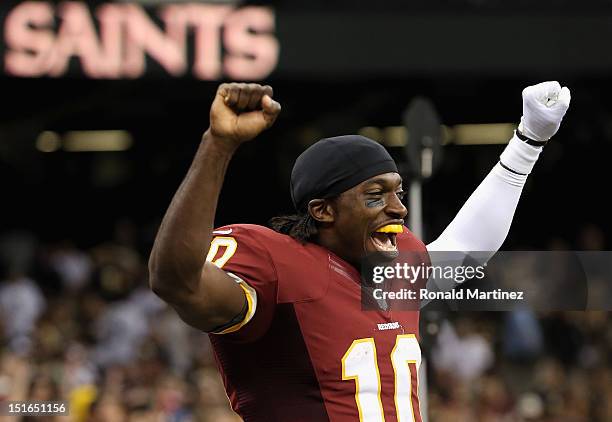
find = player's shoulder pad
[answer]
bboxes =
[397,226,427,253]
[396,226,431,287]
[211,223,291,250]
[212,224,329,303]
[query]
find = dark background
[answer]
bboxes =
[0,77,608,250]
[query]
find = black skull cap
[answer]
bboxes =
[290,135,398,211]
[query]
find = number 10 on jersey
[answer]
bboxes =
[341,334,421,422]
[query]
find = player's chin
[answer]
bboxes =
[367,234,399,260]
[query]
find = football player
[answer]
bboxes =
[149,82,570,421]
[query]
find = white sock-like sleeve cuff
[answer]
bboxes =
[498,133,543,175]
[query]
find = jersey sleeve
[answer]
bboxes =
[206,225,278,342]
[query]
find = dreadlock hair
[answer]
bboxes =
[269,212,318,243]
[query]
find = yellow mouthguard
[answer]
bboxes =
[375,224,403,233]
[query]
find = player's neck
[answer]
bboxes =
[314,232,360,270]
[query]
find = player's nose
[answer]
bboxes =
[386,193,408,219]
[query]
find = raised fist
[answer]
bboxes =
[518,81,571,142]
[209,83,281,147]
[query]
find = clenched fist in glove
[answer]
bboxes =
[498,81,571,178]
[518,81,571,143]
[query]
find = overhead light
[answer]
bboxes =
[36,131,61,152]
[358,126,383,143]
[359,123,517,146]
[358,126,409,147]
[63,130,133,152]
[451,123,517,145]
[383,126,407,147]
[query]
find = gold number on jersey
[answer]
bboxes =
[206,236,238,268]
[341,335,421,422]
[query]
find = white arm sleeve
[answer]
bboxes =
[421,134,543,305]
[426,133,543,259]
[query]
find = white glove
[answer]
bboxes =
[518,81,571,142]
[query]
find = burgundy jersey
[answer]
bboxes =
[207,224,429,422]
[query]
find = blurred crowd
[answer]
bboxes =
[0,223,610,422]
[426,311,611,422]
[0,225,240,422]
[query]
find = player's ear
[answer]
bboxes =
[308,199,335,223]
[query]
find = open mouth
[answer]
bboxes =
[370,224,402,253]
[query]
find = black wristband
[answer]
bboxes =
[499,160,527,176]
[516,128,548,148]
